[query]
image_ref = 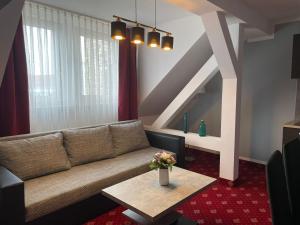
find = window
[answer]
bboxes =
[23,1,118,132]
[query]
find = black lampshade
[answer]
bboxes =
[147,30,160,48]
[162,35,174,51]
[131,26,145,45]
[111,19,126,40]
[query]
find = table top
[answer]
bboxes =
[102,166,216,221]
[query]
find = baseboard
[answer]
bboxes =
[238,156,266,165]
[186,145,219,155]
[186,145,266,165]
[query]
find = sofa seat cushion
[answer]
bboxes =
[0,133,71,180]
[110,120,150,156]
[63,126,113,166]
[24,147,163,222]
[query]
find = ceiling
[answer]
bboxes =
[35,0,192,25]
[242,0,300,24]
[33,0,300,42]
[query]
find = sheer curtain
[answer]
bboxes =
[23,1,118,132]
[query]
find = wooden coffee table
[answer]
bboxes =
[102,166,216,225]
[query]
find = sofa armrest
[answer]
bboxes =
[0,166,25,225]
[145,130,185,168]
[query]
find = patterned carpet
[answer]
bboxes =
[85,149,272,225]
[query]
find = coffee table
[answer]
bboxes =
[102,166,216,225]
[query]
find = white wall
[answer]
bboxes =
[0,0,24,86]
[139,33,212,116]
[138,15,205,104]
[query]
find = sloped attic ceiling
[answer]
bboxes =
[0,0,25,86]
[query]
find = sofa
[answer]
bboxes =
[0,120,185,225]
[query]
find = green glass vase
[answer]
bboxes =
[199,120,206,137]
[183,112,189,133]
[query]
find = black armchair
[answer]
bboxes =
[266,150,293,225]
[283,138,300,225]
[0,166,25,225]
[145,130,185,168]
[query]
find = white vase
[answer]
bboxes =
[159,168,169,186]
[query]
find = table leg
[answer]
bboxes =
[122,209,198,225]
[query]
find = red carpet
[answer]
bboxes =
[85,149,272,225]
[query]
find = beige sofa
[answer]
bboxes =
[0,120,185,225]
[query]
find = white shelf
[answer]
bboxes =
[145,126,222,152]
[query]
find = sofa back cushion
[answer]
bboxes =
[0,133,71,180]
[110,121,150,156]
[63,125,113,166]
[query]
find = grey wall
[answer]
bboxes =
[240,22,299,161]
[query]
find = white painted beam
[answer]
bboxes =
[202,11,239,79]
[228,23,245,62]
[219,79,239,181]
[202,11,244,181]
[152,55,219,129]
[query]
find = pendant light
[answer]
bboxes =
[131,0,145,45]
[131,26,144,44]
[111,0,174,50]
[111,17,126,40]
[162,33,174,51]
[148,29,160,47]
[147,0,160,48]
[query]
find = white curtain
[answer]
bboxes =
[23,1,119,132]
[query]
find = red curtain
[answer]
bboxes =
[0,18,30,137]
[118,29,138,121]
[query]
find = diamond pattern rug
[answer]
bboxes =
[84,149,272,225]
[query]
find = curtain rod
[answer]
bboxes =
[26,0,111,24]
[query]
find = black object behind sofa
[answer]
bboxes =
[0,130,185,225]
[283,138,300,225]
[145,130,185,168]
[266,150,293,225]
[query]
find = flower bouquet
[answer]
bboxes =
[149,151,176,185]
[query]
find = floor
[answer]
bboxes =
[85,149,272,225]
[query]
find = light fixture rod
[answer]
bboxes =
[135,0,137,22]
[154,0,157,28]
[113,15,171,35]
